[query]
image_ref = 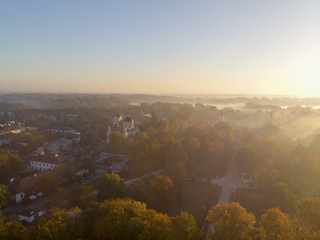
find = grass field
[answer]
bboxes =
[126,178,220,227]
[232,188,269,219]
[167,181,220,227]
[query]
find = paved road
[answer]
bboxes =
[204,139,241,238]
[124,169,166,186]
[217,140,241,204]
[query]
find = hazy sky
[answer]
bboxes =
[1,1,319,95]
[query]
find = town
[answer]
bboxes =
[0,94,320,239]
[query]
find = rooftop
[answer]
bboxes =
[31,153,72,164]
[19,208,44,217]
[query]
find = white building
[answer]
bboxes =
[107,114,136,144]
[9,175,38,203]
[123,116,134,130]
[112,114,122,129]
[18,208,46,223]
[30,153,71,171]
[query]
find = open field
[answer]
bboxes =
[127,177,220,226]
[232,188,269,219]
[167,181,220,227]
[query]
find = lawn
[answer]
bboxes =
[232,188,269,219]
[167,181,220,227]
[126,178,220,227]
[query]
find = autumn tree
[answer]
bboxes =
[108,132,130,154]
[172,211,202,240]
[181,137,201,161]
[97,173,125,201]
[150,175,177,211]
[94,198,201,240]
[162,141,188,167]
[207,202,256,240]
[52,187,68,208]
[37,172,60,195]
[0,212,24,240]
[26,208,76,240]
[256,208,295,240]
[295,197,320,230]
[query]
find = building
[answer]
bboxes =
[18,208,46,223]
[106,114,136,144]
[240,173,252,184]
[9,175,38,203]
[0,132,14,147]
[112,114,122,129]
[0,121,25,134]
[38,138,72,154]
[50,126,78,135]
[30,153,71,171]
[54,160,89,177]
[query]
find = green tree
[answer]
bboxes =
[0,149,23,181]
[207,202,256,240]
[0,184,11,209]
[97,173,125,201]
[84,154,95,174]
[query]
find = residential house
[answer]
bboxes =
[0,132,14,147]
[30,153,72,171]
[9,175,38,203]
[18,208,46,223]
[40,139,72,154]
[240,173,252,184]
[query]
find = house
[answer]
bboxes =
[0,132,14,146]
[0,121,25,134]
[240,173,252,184]
[72,132,81,144]
[55,160,89,178]
[26,126,38,131]
[42,139,72,154]
[30,153,72,171]
[18,208,46,223]
[50,126,77,135]
[9,175,38,203]
[107,114,137,144]
[71,161,89,177]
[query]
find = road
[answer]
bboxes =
[216,140,241,204]
[203,139,241,237]
[124,169,165,186]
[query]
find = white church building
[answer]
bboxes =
[106,114,136,144]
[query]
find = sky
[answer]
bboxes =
[0,1,319,96]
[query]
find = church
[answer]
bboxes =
[106,114,136,144]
